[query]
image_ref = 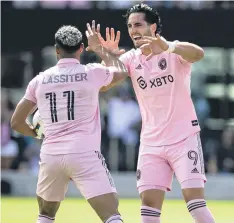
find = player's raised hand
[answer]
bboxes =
[96,26,125,56]
[138,34,169,61]
[85,20,102,51]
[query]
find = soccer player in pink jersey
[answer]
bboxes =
[95,3,215,223]
[11,24,127,223]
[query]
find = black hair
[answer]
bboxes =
[123,3,162,34]
[55,25,83,54]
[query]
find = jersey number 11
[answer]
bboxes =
[45,91,75,123]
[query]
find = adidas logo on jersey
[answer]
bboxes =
[191,167,199,173]
[135,64,142,69]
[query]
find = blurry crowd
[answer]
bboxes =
[1,90,41,174]
[1,83,234,175]
[11,0,234,10]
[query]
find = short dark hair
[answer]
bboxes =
[55,25,82,53]
[123,3,162,34]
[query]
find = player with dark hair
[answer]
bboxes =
[95,3,215,223]
[123,3,162,34]
[11,24,127,223]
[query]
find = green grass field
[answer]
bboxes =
[1,197,234,223]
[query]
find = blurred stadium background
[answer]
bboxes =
[1,1,234,223]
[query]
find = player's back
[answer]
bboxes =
[28,58,114,154]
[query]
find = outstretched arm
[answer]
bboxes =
[139,34,204,63]
[99,60,128,91]
[86,21,129,91]
[172,41,204,63]
[95,49,128,92]
[98,24,129,91]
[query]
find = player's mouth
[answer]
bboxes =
[132,35,142,42]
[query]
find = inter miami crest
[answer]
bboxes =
[158,58,167,70]
[136,169,141,180]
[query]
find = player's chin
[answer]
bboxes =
[132,40,140,48]
[134,42,144,48]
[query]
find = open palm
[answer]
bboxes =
[139,34,169,61]
[97,27,125,56]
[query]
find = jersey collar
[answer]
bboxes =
[135,48,142,56]
[57,58,80,65]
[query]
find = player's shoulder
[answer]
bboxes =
[119,49,139,66]
[160,51,187,62]
[163,52,192,68]
[85,63,106,73]
[121,48,137,58]
[31,66,57,83]
[86,63,105,69]
[41,66,57,75]
[124,48,136,54]
[27,73,40,88]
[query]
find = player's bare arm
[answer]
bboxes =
[173,41,204,63]
[87,24,125,56]
[86,20,129,91]
[139,34,204,62]
[11,98,37,137]
[98,26,129,91]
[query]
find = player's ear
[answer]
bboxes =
[150,23,157,37]
[55,45,60,56]
[79,43,84,53]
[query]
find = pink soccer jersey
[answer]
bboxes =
[119,49,200,146]
[24,58,115,154]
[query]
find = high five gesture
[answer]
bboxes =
[85,20,102,51]
[97,27,125,56]
[86,20,125,56]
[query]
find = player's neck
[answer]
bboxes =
[59,55,80,61]
[60,52,80,61]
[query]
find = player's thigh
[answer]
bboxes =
[69,151,118,220]
[167,133,206,200]
[137,145,173,209]
[70,151,117,199]
[37,153,70,202]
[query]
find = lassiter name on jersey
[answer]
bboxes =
[42,73,87,84]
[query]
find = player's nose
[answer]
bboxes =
[131,26,138,33]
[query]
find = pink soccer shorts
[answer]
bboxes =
[137,132,206,193]
[37,151,117,201]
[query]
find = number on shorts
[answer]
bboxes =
[188,150,198,165]
[45,91,75,122]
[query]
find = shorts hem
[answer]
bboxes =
[36,193,65,202]
[180,177,207,185]
[180,178,206,189]
[137,184,171,193]
[85,189,117,200]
